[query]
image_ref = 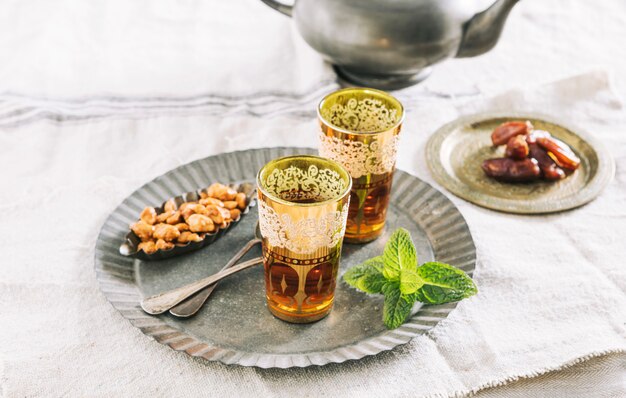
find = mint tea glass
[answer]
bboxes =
[318,88,404,243]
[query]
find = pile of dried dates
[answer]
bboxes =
[482,120,580,182]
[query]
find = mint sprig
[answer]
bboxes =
[343,256,386,294]
[343,228,477,329]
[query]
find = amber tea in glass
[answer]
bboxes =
[318,87,404,243]
[257,155,351,323]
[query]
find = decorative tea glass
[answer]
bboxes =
[318,87,404,243]
[257,155,352,323]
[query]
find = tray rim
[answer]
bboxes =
[94,146,476,368]
[426,111,615,214]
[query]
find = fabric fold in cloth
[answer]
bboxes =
[0,71,625,398]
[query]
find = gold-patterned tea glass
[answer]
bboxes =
[257,155,352,323]
[318,87,404,243]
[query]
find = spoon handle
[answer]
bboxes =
[169,238,261,317]
[140,257,263,315]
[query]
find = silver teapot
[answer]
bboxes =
[260,0,520,89]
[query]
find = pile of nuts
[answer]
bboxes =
[130,183,248,254]
[482,120,581,182]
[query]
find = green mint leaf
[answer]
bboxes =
[382,282,416,329]
[400,267,421,295]
[343,256,386,294]
[343,258,376,287]
[412,289,428,303]
[415,262,477,305]
[383,228,417,281]
[358,272,387,294]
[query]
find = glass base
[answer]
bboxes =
[344,225,385,244]
[267,303,333,324]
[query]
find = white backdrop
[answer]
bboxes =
[1,1,625,397]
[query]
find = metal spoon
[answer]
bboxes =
[168,224,263,317]
[140,256,263,315]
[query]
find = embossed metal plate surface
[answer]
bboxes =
[426,113,614,214]
[95,147,476,368]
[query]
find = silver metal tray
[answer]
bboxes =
[95,147,476,368]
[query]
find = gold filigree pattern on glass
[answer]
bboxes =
[318,133,399,178]
[319,96,399,133]
[318,88,404,243]
[257,155,351,323]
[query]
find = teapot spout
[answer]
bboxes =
[456,0,520,58]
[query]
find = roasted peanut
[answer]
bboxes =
[505,135,529,159]
[178,202,195,212]
[155,239,175,251]
[207,183,237,201]
[235,192,247,209]
[222,187,237,201]
[138,241,157,254]
[536,136,580,170]
[181,204,207,221]
[214,206,232,225]
[205,205,224,224]
[178,231,203,243]
[491,121,533,146]
[156,211,174,223]
[223,201,238,210]
[153,223,181,242]
[199,197,224,207]
[180,205,195,221]
[229,208,241,220]
[187,214,215,233]
[218,206,231,220]
[194,204,208,216]
[163,199,177,213]
[131,221,153,241]
[166,211,182,225]
[209,213,223,225]
[207,183,228,198]
[482,158,540,182]
[140,207,157,225]
[175,223,189,232]
[528,143,565,181]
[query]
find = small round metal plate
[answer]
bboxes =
[426,112,615,214]
[95,147,476,368]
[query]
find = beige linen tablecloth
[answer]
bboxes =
[1,1,625,397]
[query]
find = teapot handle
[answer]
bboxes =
[260,0,293,17]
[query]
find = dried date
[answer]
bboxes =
[491,121,533,146]
[528,143,565,180]
[536,136,580,170]
[505,135,529,159]
[481,158,541,182]
[525,129,550,145]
